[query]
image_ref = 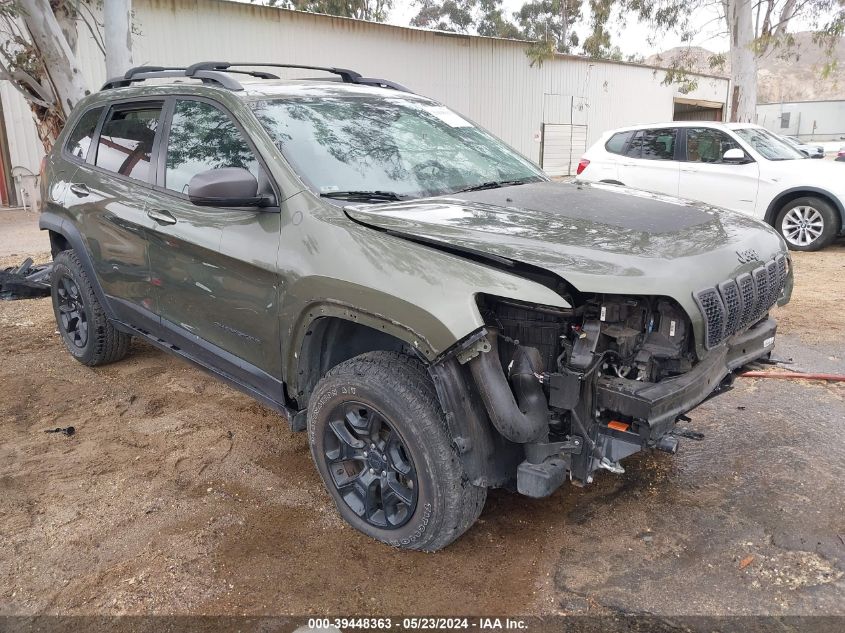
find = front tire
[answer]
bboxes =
[775,197,839,251]
[51,250,131,366]
[307,351,486,551]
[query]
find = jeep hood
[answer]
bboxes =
[344,181,787,302]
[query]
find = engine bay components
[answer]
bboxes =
[472,292,763,495]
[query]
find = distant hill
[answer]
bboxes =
[645,32,845,103]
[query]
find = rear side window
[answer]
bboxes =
[95,103,163,181]
[164,100,259,195]
[641,128,677,160]
[605,131,633,155]
[65,107,103,160]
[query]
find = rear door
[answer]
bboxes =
[617,128,680,197]
[144,97,283,382]
[65,99,164,322]
[678,127,760,214]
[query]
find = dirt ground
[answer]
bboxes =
[1,210,843,617]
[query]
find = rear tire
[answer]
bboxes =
[307,351,486,551]
[775,196,839,251]
[51,250,131,366]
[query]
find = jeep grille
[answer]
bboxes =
[694,254,788,350]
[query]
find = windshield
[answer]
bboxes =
[733,127,807,160]
[250,92,545,199]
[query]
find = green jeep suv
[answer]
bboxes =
[40,62,793,551]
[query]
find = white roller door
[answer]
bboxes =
[541,124,588,177]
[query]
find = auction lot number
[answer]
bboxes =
[308,618,526,630]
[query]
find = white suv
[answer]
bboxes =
[576,121,845,251]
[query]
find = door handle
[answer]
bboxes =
[680,168,696,172]
[621,163,635,167]
[147,209,177,225]
[69,183,90,197]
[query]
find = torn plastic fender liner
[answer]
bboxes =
[428,330,522,488]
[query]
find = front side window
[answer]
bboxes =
[733,127,806,161]
[685,128,741,163]
[250,93,544,199]
[164,100,260,195]
[641,128,677,160]
[95,104,163,181]
[65,107,103,160]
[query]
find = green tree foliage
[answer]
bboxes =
[409,0,623,64]
[260,0,393,22]
[411,0,520,37]
[515,0,582,52]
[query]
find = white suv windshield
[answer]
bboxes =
[733,127,807,161]
[251,93,544,199]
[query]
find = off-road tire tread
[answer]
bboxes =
[317,351,486,551]
[53,250,131,366]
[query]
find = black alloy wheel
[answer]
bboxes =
[323,401,418,529]
[50,249,131,366]
[55,274,88,349]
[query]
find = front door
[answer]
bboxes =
[145,98,282,383]
[678,127,760,214]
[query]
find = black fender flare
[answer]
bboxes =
[39,211,117,320]
[764,186,845,233]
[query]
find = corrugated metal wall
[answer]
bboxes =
[757,100,845,141]
[1,0,728,203]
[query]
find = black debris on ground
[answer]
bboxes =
[0,257,52,300]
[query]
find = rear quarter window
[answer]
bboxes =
[65,107,103,160]
[605,131,633,155]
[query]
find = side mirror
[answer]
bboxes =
[188,167,266,207]
[722,148,751,164]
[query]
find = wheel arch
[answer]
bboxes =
[292,311,431,408]
[297,318,520,489]
[764,187,845,234]
[39,211,117,320]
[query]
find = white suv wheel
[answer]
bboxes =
[775,196,839,251]
[781,205,824,247]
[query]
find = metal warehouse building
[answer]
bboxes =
[757,99,845,142]
[0,0,729,207]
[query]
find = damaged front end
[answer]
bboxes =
[431,272,784,498]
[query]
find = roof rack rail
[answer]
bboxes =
[101,62,411,93]
[101,66,247,91]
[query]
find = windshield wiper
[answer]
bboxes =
[451,177,540,194]
[320,190,406,203]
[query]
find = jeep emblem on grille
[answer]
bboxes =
[736,249,759,264]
